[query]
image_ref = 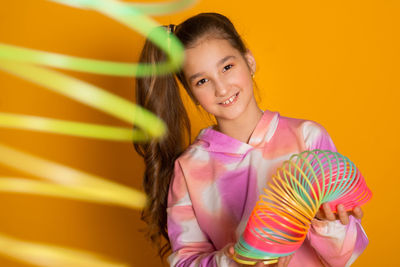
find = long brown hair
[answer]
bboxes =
[134,12,250,259]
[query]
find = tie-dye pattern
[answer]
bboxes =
[167,110,368,267]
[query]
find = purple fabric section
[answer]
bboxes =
[199,254,217,267]
[353,219,369,257]
[167,210,183,251]
[217,166,258,223]
[174,254,215,267]
[199,127,251,154]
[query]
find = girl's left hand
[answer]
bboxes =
[314,203,364,225]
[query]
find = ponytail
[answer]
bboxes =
[134,28,191,258]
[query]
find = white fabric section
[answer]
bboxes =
[214,250,235,267]
[255,153,294,195]
[234,152,294,239]
[174,192,191,206]
[189,146,210,161]
[202,181,221,213]
[311,219,347,241]
[167,251,179,266]
[264,112,279,143]
[302,121,322,149]
[223,154,251,171]
[179,218,209,244]
[345,251,358,267]
[237,143,251,154]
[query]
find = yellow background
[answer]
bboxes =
[0,0,398,266]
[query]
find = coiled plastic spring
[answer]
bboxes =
[233,149,372,265]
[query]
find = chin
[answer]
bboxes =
[217,106,247,121]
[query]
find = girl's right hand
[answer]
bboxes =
[269,255,293,267]
[225,244,293,267]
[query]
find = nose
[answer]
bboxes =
[214,78,229,97]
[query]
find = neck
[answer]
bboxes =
[215,100,263,144]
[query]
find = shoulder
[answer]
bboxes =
[276,113,336,151]
[278,113,321,130]
[169,138,207,202]
[169,128,213,199]
[277,113,329,135]
[174,127,213,168]
[299,119,336,151]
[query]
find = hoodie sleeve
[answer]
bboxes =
[167,160,236,267]
[302,121,369,266]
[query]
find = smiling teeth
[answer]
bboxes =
[222,94,237,105]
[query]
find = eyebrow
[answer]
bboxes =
[188,55,236,83]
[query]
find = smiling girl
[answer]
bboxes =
[134,13,368,267]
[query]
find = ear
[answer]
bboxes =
[244,49,256,75]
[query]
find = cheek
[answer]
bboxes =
[193,89,214,105]
[233,70,253,92]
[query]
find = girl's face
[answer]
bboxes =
[183,37,257,123]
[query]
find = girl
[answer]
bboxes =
[134,13,368,267]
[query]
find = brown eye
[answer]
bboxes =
[196,78,208,86]
[223,64,233,72]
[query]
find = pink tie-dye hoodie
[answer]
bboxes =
[167,110,368,267]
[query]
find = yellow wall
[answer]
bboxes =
[0,0,398,266]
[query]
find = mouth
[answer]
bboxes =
[219,92,239,106]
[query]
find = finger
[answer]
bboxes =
[283,254,294,267]
[322,203,336,221]
[337,204,349,225]
[315,210,323,220]
[286,254,294,266]
[224,244,235,259]
[277,255,292,267]
[228,245,235,256]
[277,257,285,267]
[277,257,286,267]
[352,206,364,219]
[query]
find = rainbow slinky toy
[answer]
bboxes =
[233,149,372,265]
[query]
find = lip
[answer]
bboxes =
[218,92,239,107]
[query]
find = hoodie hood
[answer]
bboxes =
[194,110,280,155]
